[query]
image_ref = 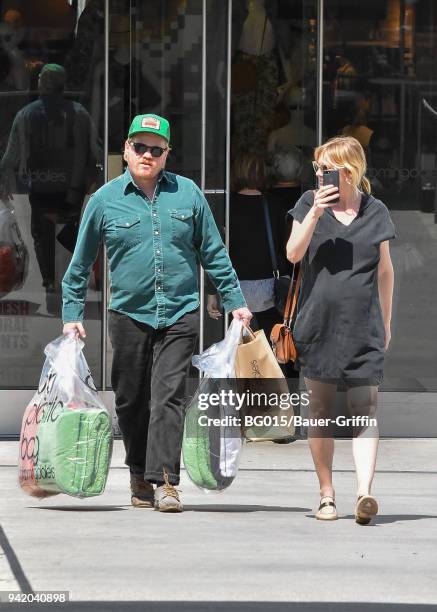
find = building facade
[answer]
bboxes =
[0,0,436,435]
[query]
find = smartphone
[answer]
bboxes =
[320,169,340,204]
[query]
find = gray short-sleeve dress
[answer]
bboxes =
[287,190,395,387]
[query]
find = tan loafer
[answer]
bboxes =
[355,495,378,525]
[315,495,338,521]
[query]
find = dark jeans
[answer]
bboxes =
[29,192,81,287]
[108,308,199,485]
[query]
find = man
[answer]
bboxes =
[62,113,252,512]
[0,63,101,312]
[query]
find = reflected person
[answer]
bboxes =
[208,153,291,347]
[0,63,100,313]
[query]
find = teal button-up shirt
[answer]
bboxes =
[62,168,246,327]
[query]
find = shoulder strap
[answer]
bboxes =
[283,263,303,326]
[262,196,279,277]
[259,15,267,54]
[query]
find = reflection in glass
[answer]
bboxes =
[0,3,104,388]
[323,0,437,390]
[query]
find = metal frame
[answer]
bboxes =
[199,0,207,354]
[102,0,109,389]
[200,1,231,348]
[224,0,233,335]
[317,0,324,146]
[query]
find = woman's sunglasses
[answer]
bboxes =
[129,141,169,158]
[312,161,344,173]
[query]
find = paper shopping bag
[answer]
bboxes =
[235,327,295,441]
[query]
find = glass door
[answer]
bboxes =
[105,0,205,382]
[205,0,319,347]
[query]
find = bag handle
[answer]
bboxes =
[261,196,279,278]
[239,325,257,343]
[283,263,303,327]
[263,195,298,322]
[282,194,310,325]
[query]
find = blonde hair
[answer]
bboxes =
[314,136,371,194]
[232,153,267,192]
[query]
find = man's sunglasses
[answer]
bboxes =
[129,141,169,158]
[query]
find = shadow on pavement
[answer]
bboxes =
[28,505,128,512]
[0,525,32,593]
[342,514,437,525]
[0,601,434,611]
[184,505,311,513]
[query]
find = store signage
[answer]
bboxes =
[0,300,30,316]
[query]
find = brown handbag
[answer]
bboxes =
[270,264,303,364]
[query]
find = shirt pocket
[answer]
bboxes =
[113,216,142,247]
[170,208,194,241]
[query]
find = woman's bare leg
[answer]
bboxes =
[347,385,379,497]
[304,378,337,498]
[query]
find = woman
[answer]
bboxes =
[286,136,395,524]
[207,152,292,348]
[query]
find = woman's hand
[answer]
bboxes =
[287,186,341,263]
[312,185,340,219]
[207,294,222,320]
[378,242,394,352]
[384,325,391,351]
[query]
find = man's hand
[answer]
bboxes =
[207,294,222,320]
[232,307,252,327]
[63,321,86,339]
[65,188,83,208]
[0,177,13,202]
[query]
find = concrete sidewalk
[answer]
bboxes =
[0,439,436,611]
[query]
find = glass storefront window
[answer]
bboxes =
[1,0,436,406]
[322,0,437,391]
[0,0,104,388]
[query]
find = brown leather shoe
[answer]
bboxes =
[130,473,154,508]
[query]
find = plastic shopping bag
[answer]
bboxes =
[19,335,113,498]
[0,201,28,296]
[183,320,244,491]
[191,317,242,377]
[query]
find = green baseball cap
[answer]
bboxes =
[39,63,66,91]
[128,114,171,142]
